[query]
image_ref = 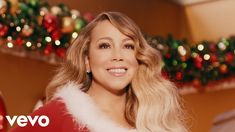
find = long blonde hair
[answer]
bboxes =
[46,12,187,132]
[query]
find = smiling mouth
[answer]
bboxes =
[106,67,128,77]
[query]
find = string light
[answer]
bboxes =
[26,41,32,47]
[218,42,226,50]
[21,19,25,23]
[178,45,186,56]
[40,11,45,16]
[55,40,61,46]
[203,54,210,60]
[45,36,52,42]
[10,22,14,27]
[23,25,30,30]
[40,7,48,16]
[7,36,12,41]
[16,26,21,32]
[7,42,13,48]
[197,44,204,51]
[37,43,42,47]
[71,9,80,19]
[72,32,78,39]
[157,44,164,50]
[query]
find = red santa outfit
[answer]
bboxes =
[10,82,136,132]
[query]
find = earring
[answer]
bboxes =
[86,70,91,74]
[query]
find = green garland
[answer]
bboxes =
[0,0,92,57]
[0,0,235,87]
[147,35,235,86]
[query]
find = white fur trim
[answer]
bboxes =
[54,82,137,132]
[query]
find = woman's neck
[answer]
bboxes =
[86,82,126,113]
[86,81,133,129]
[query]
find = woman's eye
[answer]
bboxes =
[124,44,135,50]
[98,43,111,49]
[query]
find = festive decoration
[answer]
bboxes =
[0,0,93,58]
[148,35,235,89]
[0,24,8,37]
[0,0,7,15]
[0,92,7,132]
[61,17,74,33]
[9,0,20,14]
[0,0,235,93]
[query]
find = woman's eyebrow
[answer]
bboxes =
[122,38,132,42]
[96,37,112,42]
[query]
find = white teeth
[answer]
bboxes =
[108,68,126,73]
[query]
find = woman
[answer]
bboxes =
[11,12,187,132]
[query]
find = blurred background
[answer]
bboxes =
[1,0,235,131]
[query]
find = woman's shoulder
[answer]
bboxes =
[9,98,89,132]
[35,98,68,116]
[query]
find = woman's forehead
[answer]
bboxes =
[90,20,132,41]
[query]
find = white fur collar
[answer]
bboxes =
[54,82,137,132]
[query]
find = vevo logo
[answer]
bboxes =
[6,115,50,127]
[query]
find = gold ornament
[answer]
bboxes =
[61,17,75,33]
[9,0,19,14]
[38,7,49,24]
[0,0,7,15]
[178,44,191,61]
[37,16,43,25]
[40,7,49,16]
[50,6,62,15]
[70,9,80,19]
[22,25,33,37]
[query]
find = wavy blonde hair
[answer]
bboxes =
[46,12,187,132]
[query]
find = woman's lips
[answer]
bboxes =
[107,67,128,77]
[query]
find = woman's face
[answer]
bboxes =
[86,20,139,94]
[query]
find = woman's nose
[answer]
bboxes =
[111,48,123,61]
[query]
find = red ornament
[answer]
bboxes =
[61,17,75,33]
[0,24,8,37]
[165,53,171,59]
[56,48,66,58]
[15,37,24,46]
[43,44,53,55]
[209,43,217,52]
[51,30,61,41]
[225,52,234,64]
[0,93,7,132]
[193,78,201,87]
[161,70,169,80]
[175,72,183,80]
[194,55,203,68]
[42,14,58,33]
[219,64,228,74]
[83,12,94,23]
[210,54,217,63]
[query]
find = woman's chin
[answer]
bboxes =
[105,85,129,95]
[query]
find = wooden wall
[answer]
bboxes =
[181,0,235,43]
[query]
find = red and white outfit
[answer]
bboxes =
[10,82,137,132]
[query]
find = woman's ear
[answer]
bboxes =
[85,56,91,73]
